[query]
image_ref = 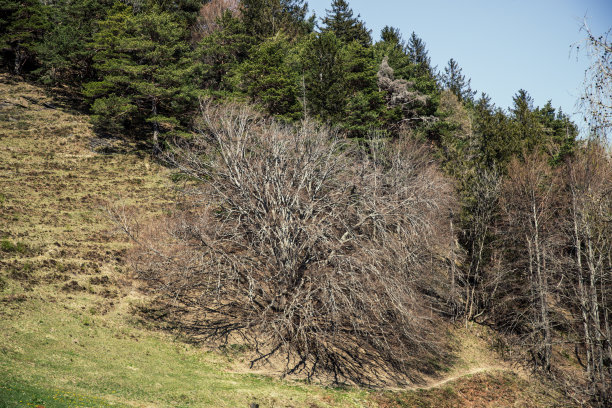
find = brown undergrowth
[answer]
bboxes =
[0,75,574,407]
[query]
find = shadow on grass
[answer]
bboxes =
[0,378,123,408]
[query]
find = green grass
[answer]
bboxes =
[0,75,568,408]
[0,76,373,407]
[0,297,371,407]
[0,239,28,254]
[0,380,120,408]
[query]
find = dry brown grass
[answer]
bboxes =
[0,74,174,304]
[0,75,573,407]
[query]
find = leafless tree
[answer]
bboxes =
[493,152,565,372]
[377,57,434,128]
[564,141,612,406]
[566,21,612,405]
[192,0,240,42]
[126,101,459,385]
[575,21,611,141]
[461,166,501,324]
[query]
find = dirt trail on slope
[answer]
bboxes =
[417,365,510,390]
[406,323,525,391]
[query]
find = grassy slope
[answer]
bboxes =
[0,76,571,408]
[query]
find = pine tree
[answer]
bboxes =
[510,89,541,151]
[195,10,253,92]
[375,27,436,132]
[34,0,114,86]
[84,3,198,144]
[407,31,433,77]
[441,58,475,103]
[377,57,429,130]
[234,34,302,121]
[380,26,403,48]
[533,101,577,163]
[0,0,49,75]
[341,41,384,136]
[509,90,578,160]
[474,93,519,168]
[300,31,347,122]
[321,0,371,47]
[241,0,312,40]
[404,31,439,126]
[152,0,204,25]
[374,26,412,80]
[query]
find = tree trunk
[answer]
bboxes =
[14,44,24,75]
[532,201,551,371]
[152,98,159,150]
[574,205,593,376]
[586,231,604,382]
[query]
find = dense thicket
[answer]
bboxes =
[125,103,457,385]
[2,0,610,402]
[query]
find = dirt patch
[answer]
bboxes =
[61,280,86,292]
[0,294,28,303]
[98,288,119,298]
[374,370,560,408]
[89,275,111,285]
[43,272,70,283]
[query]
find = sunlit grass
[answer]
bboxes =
[0,297,371,407]
[0,381,120,408]
[0,77,371,408]
[0,76,564,407]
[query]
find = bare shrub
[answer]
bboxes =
[128,101,459,385]
[192,0,240,41]
[563,141,612,406]
[491,152,565,372]
[377,57,433,127]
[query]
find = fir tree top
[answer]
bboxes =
[321,0,371,46]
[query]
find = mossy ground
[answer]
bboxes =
[0,76,571,407]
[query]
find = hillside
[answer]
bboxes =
[0,77,572,407]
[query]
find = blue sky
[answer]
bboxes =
[306,0,611,129]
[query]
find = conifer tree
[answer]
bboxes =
[407,31,433,77]
[321,0,371,47]
[374,28,440,132]
[341,41,385,136]
[34,0,114,86]
[152,0,204,25]
[441,58,476,103]
[403,31,439,125]
[300,31,347,122]
[474,93,519,168]
[509,90,577,160]
[377,56,430,130]
[534,101,577,162]
[380,26,403,49]
[195,10,253,92]
[0,0,49,75]
[84,3,197,144]
[234,34,302,121]
[241,0,312,40]
[510,89,541,151]
[374,26,412,80]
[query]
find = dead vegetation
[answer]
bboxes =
[121,101,461,385]
[192,0,240,41]
[0,73,173,310]
[0,76,577,406]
